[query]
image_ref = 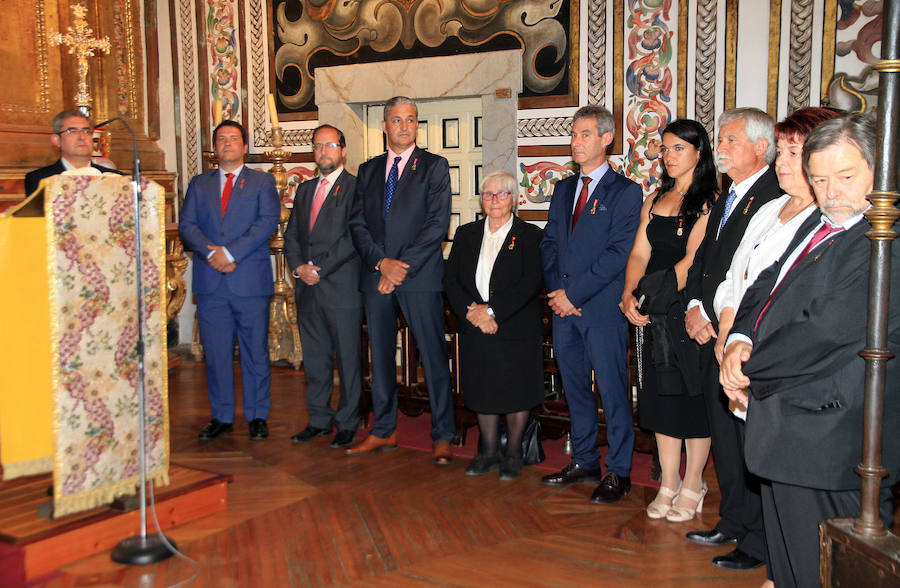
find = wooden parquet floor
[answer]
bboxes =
[35,353,774,587]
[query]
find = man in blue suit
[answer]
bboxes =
[540,105,642,503]
[348,96,455,464]
[179,121,281,441]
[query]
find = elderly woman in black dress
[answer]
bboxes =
[444,170,545,480]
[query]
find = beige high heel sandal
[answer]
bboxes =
[646,482,681,519]
[666,482,707,522]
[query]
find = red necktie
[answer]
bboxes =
[572,176,591,229]
[221,172,234,217]
[308,177,329,232]
[754,221,844,334]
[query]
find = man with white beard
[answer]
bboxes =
[682,108,781,572]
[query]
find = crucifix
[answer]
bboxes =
[50,3,111,115]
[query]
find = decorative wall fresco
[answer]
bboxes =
[206,0,241,123]
[273,0,572,111]
[835,0,882,69]
[282,164,317,206]
[620,0,674,194]
[519,159,577,208]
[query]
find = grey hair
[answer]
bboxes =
[572,105,615,137]
[480,170,519,212]
[802,113,877,176]
[52,109,91,133]
[718,107,776,163]
[383,96,418,121]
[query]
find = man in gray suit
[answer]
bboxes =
[285,124,362,449]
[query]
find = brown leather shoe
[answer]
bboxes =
[344,432,397,455]
[432,440,453,465]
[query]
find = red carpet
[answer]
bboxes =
[358,412,661,489]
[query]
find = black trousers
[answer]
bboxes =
[699,343,766,560]
[761,480,894,588]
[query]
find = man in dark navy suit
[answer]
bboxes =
[179,121,281,441]
[347,96,455,465]
[25,109,120,195]
[540,105,642,503]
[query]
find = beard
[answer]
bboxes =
[317,160,338,176]
[820,199,870,224]
[714,153,732,174]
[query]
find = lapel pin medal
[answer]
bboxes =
[239,178,245,190]
[590,199,598,214]
[411,157,418,171]
[742,195,754,214]
[508,236,516,250]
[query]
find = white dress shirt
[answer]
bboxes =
[475,216,514,302]
[713,195,817,319]
[688,165,771,321]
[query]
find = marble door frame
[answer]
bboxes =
[313,50,522,178]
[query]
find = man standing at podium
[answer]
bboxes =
[179,121,281,441]
[25,109,120,195]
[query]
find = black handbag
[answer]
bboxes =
[498,417,545,466]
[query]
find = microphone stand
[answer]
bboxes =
[95,118,175,564]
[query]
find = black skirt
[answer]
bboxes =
[459,331,544,414]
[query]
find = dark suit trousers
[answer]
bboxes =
[364,290,454,441]
[699,342,765,560]
[553,318,633,475]
[297,296,362,432]
[197,290,271,423]
[762,481,893,588]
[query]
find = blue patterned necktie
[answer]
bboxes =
[717,185,738,237]
[384,156,401,218]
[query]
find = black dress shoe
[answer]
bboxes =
[249,418,269,440]
[291,425,331,443]
[499,456,523,481]
[589,471,631,504]
[466,454,501,476]
[330,430,356,449]
[685,529,739,546]
[712,548,764,570]
[198,419,233,440]
[541,461,604,486]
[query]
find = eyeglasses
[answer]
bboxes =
[57,127,94,137]
[481,191,512,201]
[313,142,341,150]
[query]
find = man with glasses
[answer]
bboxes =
[540,105,642,503]
[348,96,455,464]
[25,109,121,195]
[179,120,280,442]
[284,124,362,449]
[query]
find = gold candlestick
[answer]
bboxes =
[265,126,302,369]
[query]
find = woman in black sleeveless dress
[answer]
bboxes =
[620,120,718,522]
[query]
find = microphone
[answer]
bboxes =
[92,117,140,191]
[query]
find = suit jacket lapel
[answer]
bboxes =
[469,220,486,296]
[777,217,859,293]
[489,217,520,293]
[205,170,225,230]
[393,147,421,196]
[311,171,347,232]
[295,178,315,236]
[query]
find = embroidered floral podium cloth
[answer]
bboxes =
[0,173,170,517]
